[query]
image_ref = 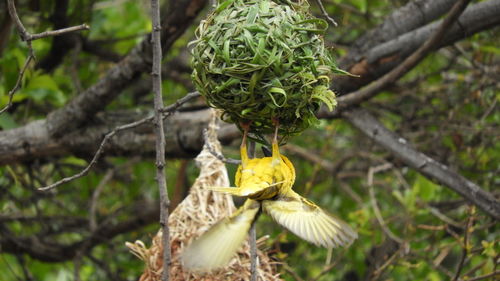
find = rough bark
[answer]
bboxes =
[0,109,239,165]
[343,108,500,220]
[334,0,500,95]
[341,0,456,68]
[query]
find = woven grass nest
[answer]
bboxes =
[126,111,282,280]
[191,0,344,139]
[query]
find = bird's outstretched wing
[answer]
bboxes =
[181,199,260,272]
[262,191,357,248]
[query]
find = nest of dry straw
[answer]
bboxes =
[126,110,282,280]
[191,0,343,140]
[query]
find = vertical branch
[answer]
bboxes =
[452,206,475,281]
[248,141,258,281]
[249,215,258,281]
[150,0,170,280]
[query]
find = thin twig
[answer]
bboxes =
[203,129,241,165]
[283,263,306,281]
[367,163,404,244]
[425,203,463,228]
[452,206,475,281]
[463,260,487,278]
[37,93,198,191]
[89,169,114,231]
[337,0,472,109]
[150,0,170,279]
[29,24,89,41]
[248,140,258,281]
[466,270,500,281]
[2,0,89,115]
[314,0,338,27]
[6,0,30,40]
[158,91,200,113]
[249,222,258,281]
[0,45,34,114]
[37,118,149,191]
[371,246,402,279]
[310,249,346,281]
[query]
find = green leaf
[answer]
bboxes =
[21,74,66,106]
[0,113,18,130]
[414,175,437,201]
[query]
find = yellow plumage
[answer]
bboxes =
[181,199,260,271]
[182,128,357,271]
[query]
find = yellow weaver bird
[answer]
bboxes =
[182,124,357,271]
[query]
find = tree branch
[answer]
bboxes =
[334,0,472,110]
[1,0,88,114]
[342,108,500,220]
[28,24,89,41]
[45,0,207,138]
[2,0,497,165]
[36,92,200,191]
[333,0,500,96]
[150,0,171,279]
[0,106,239,166]
[340,0,456,70]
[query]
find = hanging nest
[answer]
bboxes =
[191,0,344,140]
[126,110,282,280]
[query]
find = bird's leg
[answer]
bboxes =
[240,122,250,167]
[271,118,281,166]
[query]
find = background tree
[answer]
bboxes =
[0,0,498,280]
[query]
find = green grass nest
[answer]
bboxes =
[191,0,344,139]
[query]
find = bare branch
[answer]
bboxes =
[6,0,31,41]
[45,0,207,138]
[150,0,171,279]
[467,270,500,281]
[36,93,199,191]
[328,0,500,100]
[367,163,405,244]
[2,0,88,114]
[248,141,258,281]
[0,45,34,114]
[310,249,346,281]
[0,106,239,166]
[249,222,258,281]
[314,0,337,27]
[340,0,456,69]
[342,108,500,220]
[89,169,114,231]
[28,24,89,41]
[335,0,472,110]
[453,206,475,281]
[36,118,150,191]
[203,128,241,165]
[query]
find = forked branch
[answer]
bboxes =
[1,0,89,114]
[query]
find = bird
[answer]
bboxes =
[181,122,357,271]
